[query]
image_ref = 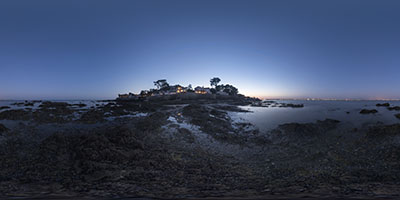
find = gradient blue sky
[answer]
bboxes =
[1,0,400,100]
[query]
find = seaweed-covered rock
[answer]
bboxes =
[136,112,168,131]
[174,128,195,143]
[0,109,31,120]
[104,126,145,149]
[376,103,390,107]
[0,123,9,134]
[32,107,74,123]
[39,101,71,109]
[360,109,378,114]
[182,104,252,145]
[24,102,34,106]
[388,106,400,111]
[0,106,10,110]
[79,110,104,124]
[367,123,400,138]
[273,119,341,138]
[280,103,304,108]
[74,134,129,163]
[31,133,75,181]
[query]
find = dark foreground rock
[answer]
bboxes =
[2,101,400,199]
[271,119,340,140]
[182,104,260,145]
[0,122,258,198]
[395,113,400,119]
[0,123,9,134]
[367,123,400,138]
[360,109,378,114]
[0,109,31,120]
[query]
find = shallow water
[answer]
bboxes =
[231,100,400,132]
[0,100,107,111]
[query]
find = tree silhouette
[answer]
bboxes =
[210,77,221,88]
[154,79,169,90]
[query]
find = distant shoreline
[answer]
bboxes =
[3,99,400,102]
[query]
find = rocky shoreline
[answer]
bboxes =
[1,99,400,199]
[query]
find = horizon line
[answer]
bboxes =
[1,97,400,101]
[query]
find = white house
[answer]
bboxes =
[167,85,186,95]
[195,86,211,94]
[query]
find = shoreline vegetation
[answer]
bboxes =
[1,81,400,198]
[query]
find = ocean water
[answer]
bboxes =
[231,100,400,132]
[2,100,400,132]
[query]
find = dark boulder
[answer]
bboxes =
[0,106,10,110]
[274,119,340,138]
[39,101,71,109]
[388,106,400,111]
[395,113,400,119]
[376,103,390,107]
[280,103,304,108]
[360,109,378,114]
[24,102,34,106]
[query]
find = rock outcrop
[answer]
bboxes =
[360,109,378,114]
[0,123,9,134]
[376,103,390,107]
[388,106,400,111]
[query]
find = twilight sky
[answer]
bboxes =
[1,0,400,100]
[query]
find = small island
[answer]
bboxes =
[117,77,249,101]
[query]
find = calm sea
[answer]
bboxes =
[231,100,400,131]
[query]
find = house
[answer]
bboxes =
[140,90,152,97]
[195,86,211,94]
[168,85,186,94]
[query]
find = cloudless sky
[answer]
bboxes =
[1,0,399,100]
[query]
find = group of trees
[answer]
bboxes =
[153,79,170,91]
[140,77,238,96]
[210,77,238,95]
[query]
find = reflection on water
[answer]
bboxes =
[232,100,400,131]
